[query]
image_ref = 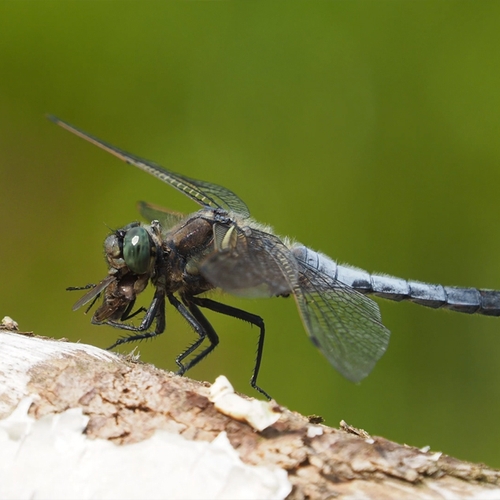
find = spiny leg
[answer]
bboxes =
[190,296,270,400]
[168,294,219,375]
[106,292,166,349]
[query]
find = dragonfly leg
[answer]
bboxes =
[190,297,270,400]
[105,292,166,349]
[170,294,219,375]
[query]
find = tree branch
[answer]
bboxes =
[1,327,499,499]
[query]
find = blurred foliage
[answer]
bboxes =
[1,0,500,467]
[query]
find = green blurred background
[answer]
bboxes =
[1,1,500,467]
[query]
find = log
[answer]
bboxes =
[1,323,499,500]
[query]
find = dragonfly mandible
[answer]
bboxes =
[49,115,500,399]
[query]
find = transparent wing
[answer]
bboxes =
[294,261,390,383]
[48,116,250,217]
[70,275,116,311]
[137,201,185,230]
[199,223,298,298]
[201,224,389,381]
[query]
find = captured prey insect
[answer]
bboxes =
[49,116,500,399]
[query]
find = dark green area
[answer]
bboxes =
[1,1,500,467]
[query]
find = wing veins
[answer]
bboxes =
[48,115,250,217]
[294,258,390,382]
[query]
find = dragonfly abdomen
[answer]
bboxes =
[293,245,500,316]
[373,278,500,317]
[341,266,500,316]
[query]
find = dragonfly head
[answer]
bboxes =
[104,222,156,276]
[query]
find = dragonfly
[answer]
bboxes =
[49,115,500,399]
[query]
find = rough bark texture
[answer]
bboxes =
[1,328,499,499]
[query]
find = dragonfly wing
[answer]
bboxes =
[199,224,298,298]
[48,116,250,217]
[294,261,390,383]
[137,201,185,230]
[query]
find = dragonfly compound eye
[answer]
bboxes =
[123,226,152,274]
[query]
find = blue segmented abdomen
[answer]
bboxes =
[292,245,500,316]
